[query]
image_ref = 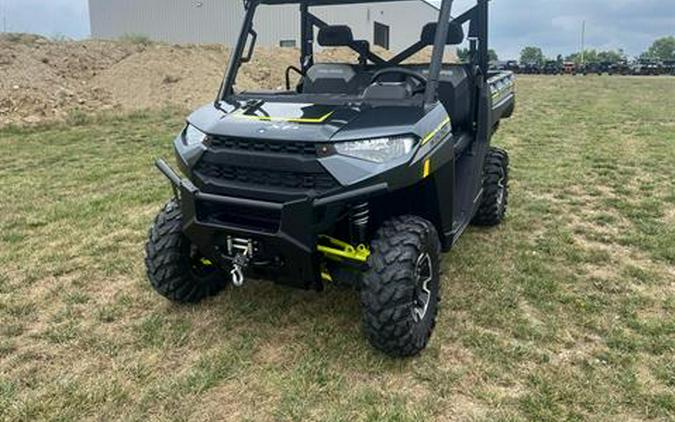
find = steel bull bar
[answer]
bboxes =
[154,159,388,289]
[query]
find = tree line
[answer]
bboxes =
[517,36,675,66]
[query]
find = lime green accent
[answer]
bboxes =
[318,235,370,263]
[422,117,451,145]
[234,111,334,124]
[321,270,333,282]
[200,258,213,266]
[320,262,333,282]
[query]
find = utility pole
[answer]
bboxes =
[580,20,586,65]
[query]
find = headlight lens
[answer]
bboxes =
[335,136,417,163]
[182,125,208,146]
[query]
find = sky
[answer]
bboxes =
[0,0,673,59]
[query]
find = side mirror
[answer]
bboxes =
[241,29,258,63]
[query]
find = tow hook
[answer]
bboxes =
[227,236,254,287]
[230,254,249,287]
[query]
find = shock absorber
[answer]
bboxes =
[349,202,370,245]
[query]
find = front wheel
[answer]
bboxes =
[361,216,442,357]
[145,199,228,303]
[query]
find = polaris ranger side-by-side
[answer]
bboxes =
[146,0,515,357]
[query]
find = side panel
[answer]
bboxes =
[446,80,491,247]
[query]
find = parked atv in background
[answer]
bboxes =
[521,62,541,74]
[563,61,576,75]
[663,60,675,76]
[542,60,562,75]
[598,61,614,75]
[580,62,603,76]
[145,0,515,357]
[609,60,630,75]
[631,59,661,76]
[504,60,520,73]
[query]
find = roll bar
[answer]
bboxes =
[216,0,490,107]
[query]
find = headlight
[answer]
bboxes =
[335,136,417,163]
[182,125,208,146]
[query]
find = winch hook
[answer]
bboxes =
[231,264,245,287]
[230,253,249,287]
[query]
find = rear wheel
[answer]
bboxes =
[472,147,509,226]
[145,199,228,303]
[361,216,442,357]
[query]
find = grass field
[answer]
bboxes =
[1,76,674,421]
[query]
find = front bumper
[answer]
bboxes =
[155,159,387,289]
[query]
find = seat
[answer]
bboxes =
[436,65,471,129]
[417,21,471,129]
[302,26,371,95]
[303,63,367,95]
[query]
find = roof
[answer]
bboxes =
[259,0,440,7]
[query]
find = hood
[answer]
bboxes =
[187,101,425,143]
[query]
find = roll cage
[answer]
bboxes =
[216,0,490,108]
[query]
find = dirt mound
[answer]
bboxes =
[90,45,230,112]
[0,36,454,127]
[0,33,50,44]
[90,45,305,112]
[0,37,138,125]
[0,37,325,126]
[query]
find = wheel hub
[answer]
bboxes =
[496,175,506,207]
[412,253,433,323]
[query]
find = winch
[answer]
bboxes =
[226,236,254,287]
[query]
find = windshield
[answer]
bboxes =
[226,2,459,100]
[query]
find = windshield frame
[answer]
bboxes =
[215,0,490,108]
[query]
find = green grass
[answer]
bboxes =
[1,76,674,421]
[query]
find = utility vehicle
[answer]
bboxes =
[580,62,603,76]
[146,0,515,357]
[504,60,520,73]
[608,60,630,76]
[520,61,541,75]
[563,61,576,75]
[631,59,661,76]
[663,60,675,76]
[542,60,562,75]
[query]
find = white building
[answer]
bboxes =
[88,0,440,52]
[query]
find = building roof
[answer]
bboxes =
[259,0,439,7]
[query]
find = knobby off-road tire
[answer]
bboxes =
[361,216,442,357]
[145,199,227,303]
[472,147,509,226]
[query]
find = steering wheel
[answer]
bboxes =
[371,68,428,87]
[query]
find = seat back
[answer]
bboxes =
[413,22,471,128]
[316,24,370,65]
[317,25,354,47]
[300,26,373,94]
[435,65,471,129]
[303,64,367,94]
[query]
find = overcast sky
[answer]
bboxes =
[0,0,673,59]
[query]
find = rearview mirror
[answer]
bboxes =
[420,21,465,46]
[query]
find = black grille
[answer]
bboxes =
[195,162,339,193]
[196,200,280,233]
[209,136,319,156]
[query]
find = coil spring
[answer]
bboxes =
[350,202,369,244]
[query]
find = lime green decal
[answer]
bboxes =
[234,111,334,124]
[422,116,451,145]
